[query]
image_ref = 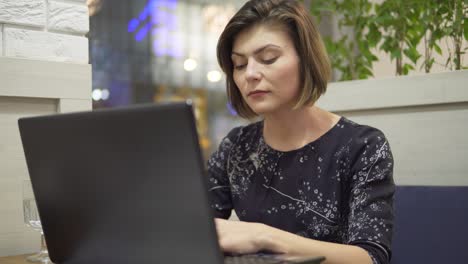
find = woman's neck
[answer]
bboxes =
[262,106,340,152]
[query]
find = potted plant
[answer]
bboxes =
[307,0,467,80]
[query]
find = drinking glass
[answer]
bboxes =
[23,180,52,263]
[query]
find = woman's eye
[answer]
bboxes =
[262,57,278,64]
[234,64,246,70]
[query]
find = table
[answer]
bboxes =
[0,254,33,264]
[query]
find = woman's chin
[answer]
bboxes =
[249,107,272,117]
[249,102,293,117]
[246,102,275,114]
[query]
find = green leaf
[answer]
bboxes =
[367,24,382,47]
[391,50,401,61]
[445,56,451,68]
[433,29,444,40]
[434,44,443,55]
[404,46,421,64]
[361,67,373,77]
[402,63,415,75]
[427,58,435,72]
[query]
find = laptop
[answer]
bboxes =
[18,102,325,264]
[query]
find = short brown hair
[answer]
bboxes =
[217,0,331,119]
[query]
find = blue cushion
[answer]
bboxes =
[391,185,468,264]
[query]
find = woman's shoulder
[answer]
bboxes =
[209,121,263,165]
[339,117,389,144]
[223,120,263,145]
[338,117,392,168]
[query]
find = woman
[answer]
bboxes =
[207,1,395,264]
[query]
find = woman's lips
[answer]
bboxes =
[248,90,270,97]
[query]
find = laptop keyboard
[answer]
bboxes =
[224,255,287,264]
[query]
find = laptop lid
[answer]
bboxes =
[18,102,223,264]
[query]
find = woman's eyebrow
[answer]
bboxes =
[232,44,281,57]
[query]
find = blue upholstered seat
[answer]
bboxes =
[391,185,468,264]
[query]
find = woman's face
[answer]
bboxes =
[231,23,301,116]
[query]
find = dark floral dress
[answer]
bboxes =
[207,117,395,264]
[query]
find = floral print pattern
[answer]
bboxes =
[207,117,395,264]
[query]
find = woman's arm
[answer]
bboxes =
[215,218,372,264]
[207,127,243,219]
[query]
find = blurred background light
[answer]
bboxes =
[92,89,102,101]
[101,89,110,100]
[207,70,221,83]
[184,58,197,72]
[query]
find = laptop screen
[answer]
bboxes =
[19,102,223,264]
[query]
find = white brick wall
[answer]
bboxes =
[0,0,45,27]
[5,27,88,63]
[0,0,89,64]
[0,0,91,257]
[48,1,89,34]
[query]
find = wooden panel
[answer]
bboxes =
[0,57,91,257]
[58,98,92,113]
[338,103,468,186]
[319,70,468,112]
[0,232,39,259]
[0,57,91,100]
[0,97,57,256]
[0,254,30,264]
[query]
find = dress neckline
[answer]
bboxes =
[258,116,344,154]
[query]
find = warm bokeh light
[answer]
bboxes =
[184,58,198,72]
[207,70,222,83]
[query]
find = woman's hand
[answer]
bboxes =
[214,218,373,264]
[214,218,274,255]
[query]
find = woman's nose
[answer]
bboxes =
[245,60,262,82]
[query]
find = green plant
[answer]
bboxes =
[440,0,468,70]
[418,1,445,73]
[307,0,467,80]
[371,0,423,75]
[309,0,378,81]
